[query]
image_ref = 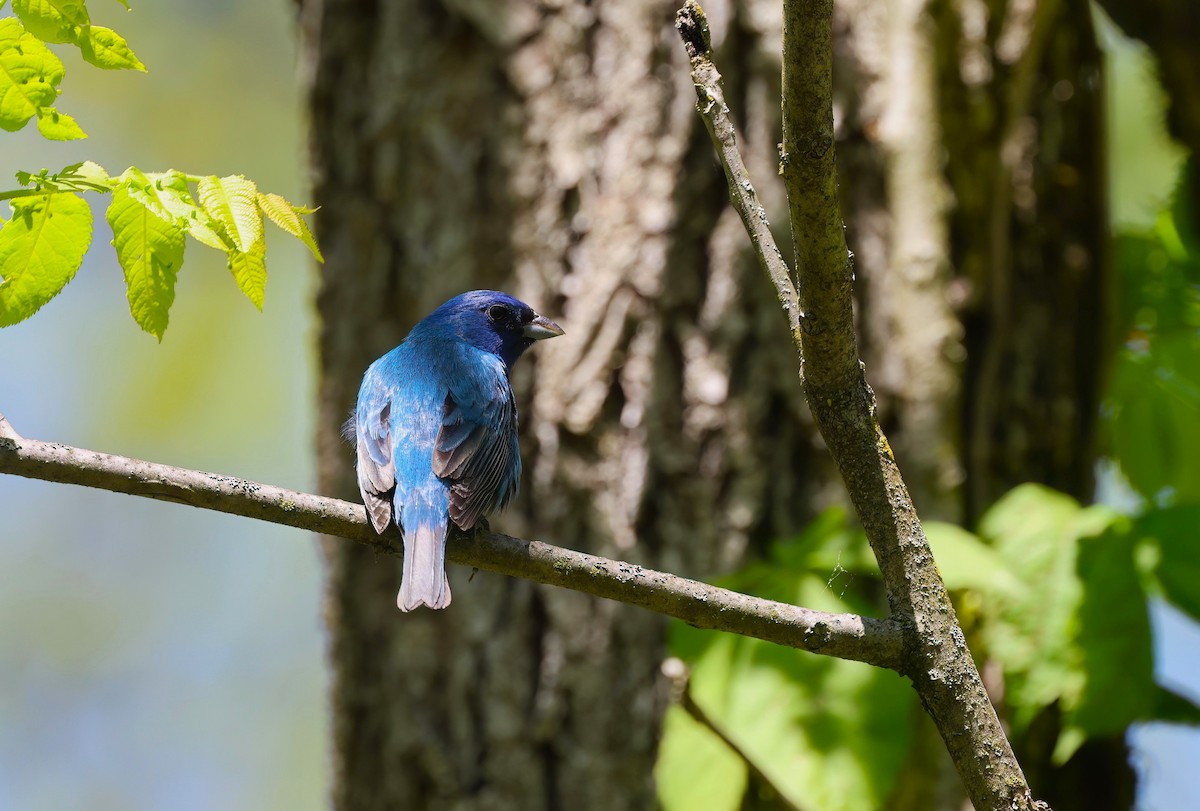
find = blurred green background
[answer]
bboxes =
[0,2,1197,809]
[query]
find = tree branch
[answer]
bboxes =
[0,410,902,670]
[675,5,801,339]
[676,2,1045,809]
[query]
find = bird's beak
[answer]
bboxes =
[523,313,565,340]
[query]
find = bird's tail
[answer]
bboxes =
[397,513,452,611]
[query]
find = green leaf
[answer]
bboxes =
[0,191,92,325]
[1108,336,1200,504]
[655,705,747,811]
[65,159,112,191]
[1146,684,1200,726]
[1069,523,1153,740]
[924,521,1022,594]
[198,174,262,253]
[11,0,90,44]
[672,575,914,811]
[0,17,66,132]
[668,515,914,811]
[228,236,266,310]
[1134,507,1200,622]
[256,191,323,262]
[35,105,85,139]
[772,507,878,577]
[976,486,1091,731]
[106,184,186,339]
[118,168,229,250]
[1165,157,1199,261]
[77,24,145,71]
[125,173,265,303]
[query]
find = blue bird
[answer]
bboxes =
[348,291,564,611]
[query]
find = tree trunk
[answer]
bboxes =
[297,0,1116,808]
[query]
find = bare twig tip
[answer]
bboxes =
[675,1,711,59]
[0,413,22,443]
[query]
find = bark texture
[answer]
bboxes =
[301,2,825,809]
[298,0,1112,807]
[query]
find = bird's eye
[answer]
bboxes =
[486,304,508,323]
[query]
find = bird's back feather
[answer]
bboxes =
[350,290,558,611]
[433,349,522,530]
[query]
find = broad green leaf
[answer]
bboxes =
[773,507,877,578]
[655,705,747,811]
[106,184,185,339]
[1107,161,1200,504]
[668,514,913,811]
[1134,507,1200,622]
[973,485,1137,759]
[256,192,323,262]
[119,168,229,250]
[976,486,1091,731]
[77,24,145,71]
[1069,524,1152,741]
[35,105,85,139]
[1108,337,1200,504]
[924,521,1022,594]
[228,236,266,310]
[12,0,89,44]
[198,174,262,253]
[0,191,92,325]
[0,17,66,132]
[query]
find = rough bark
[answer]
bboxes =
[300,1,826,808]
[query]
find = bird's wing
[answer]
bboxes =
[354,388,396,535]
[432,352,521,530]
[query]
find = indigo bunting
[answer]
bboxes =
[348,291,564,610]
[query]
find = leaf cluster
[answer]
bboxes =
[0,1,322,339]
[657,511,912,811]
[0,162,321,339]
[1107,159,1200,503]
[1,0,144,140]
[657,487,1200,811]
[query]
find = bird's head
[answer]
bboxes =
[420,290,564,368]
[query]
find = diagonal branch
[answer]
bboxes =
[676,2,1044,809]
[0,411,902,670]
[675,4,801,341]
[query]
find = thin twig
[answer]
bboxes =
[0,411,903,669]
[675,4,801,338]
